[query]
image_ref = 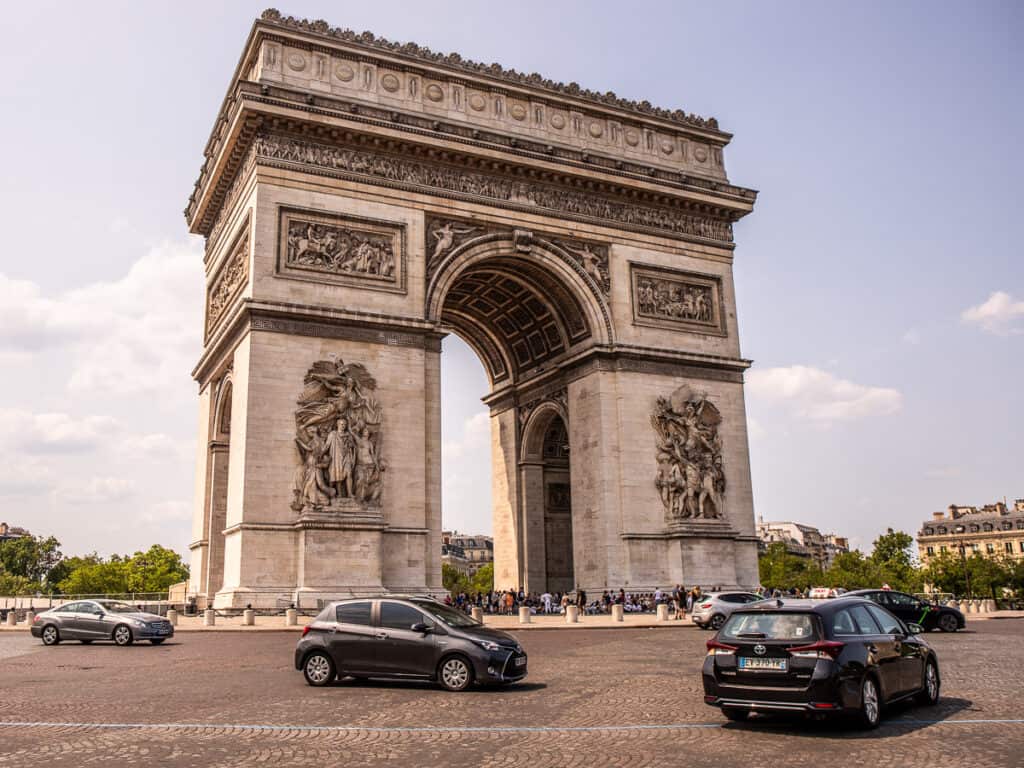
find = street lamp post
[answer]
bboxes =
[954,525,971,599]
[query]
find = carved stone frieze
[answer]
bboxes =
[277,208,406,293]
[424,215,500,279]
[651,385,726,523]
[254,133,734,243]
[292,358,387,515]
[631,264,726,335]
[260,9,720,131]
[206,223,250,338]
[552,239,610,295]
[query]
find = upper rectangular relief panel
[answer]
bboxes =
[251,13,728,182]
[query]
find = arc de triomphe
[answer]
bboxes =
[187,10,760,608]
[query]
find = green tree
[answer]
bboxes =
[470,562,494,594]
[442,563,470,595]
[0,535,62,582]
[758,543,823,592]
[0,565,35,595]
[823,550,884,591]
[56,545,188,596]
[869,529,921,592]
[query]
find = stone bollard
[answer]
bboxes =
[973,599,983,614]
[518,606,531,624]
[5,612,16,627]
[657,604,670,622]
[471,607,483,623]
[167,609,178,626]
[985,599,997,613]
[611,604,624,622]
[243,609,255,626]
[566,605,579,624]
[285,608,297,626]
[26,610,35,626]
[204,609,216,627]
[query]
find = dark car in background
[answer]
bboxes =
[702,596,940,728]
[295,596,527,691]
[31,600,174,646]
[845,589,965,633]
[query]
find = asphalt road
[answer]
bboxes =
[1,620,1022,767]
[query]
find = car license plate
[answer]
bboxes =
[514,656,527,667]
[738,657,786,671]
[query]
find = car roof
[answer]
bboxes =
[331,594,440,603]
[731,596,878,616]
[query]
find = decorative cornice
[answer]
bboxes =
[259,8,722,132]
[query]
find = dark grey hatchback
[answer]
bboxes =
[295,596,527,691]
[702,597,940,728]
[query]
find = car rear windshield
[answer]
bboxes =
[720,612,818,642]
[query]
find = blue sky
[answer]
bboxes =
[0,1,1020,556]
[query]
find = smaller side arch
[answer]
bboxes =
[213,374,233,441]
[520,400,569,463]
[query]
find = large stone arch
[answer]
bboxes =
[426,233,613,386]
[185,11,762,608]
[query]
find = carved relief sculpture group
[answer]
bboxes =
[206,230,249,336]
[637,277,713,323]
[651,384,726,522]
[291,359,387,513]
[286,218,396,280]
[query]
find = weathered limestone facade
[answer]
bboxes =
[186,10,760,608]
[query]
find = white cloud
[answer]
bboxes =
[0,409,120,454]
[746,365,903,425]
[961,291,1024,336]
[0,239,205,396]
[442,411,490,460]
[57,476,135,505]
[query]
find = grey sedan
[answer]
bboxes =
[691,591,765,630]
[30,600,174,646]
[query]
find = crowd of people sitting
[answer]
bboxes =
[444,584,720,618]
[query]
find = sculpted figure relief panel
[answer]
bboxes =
[277,208,405,292]
[291,359,387,514]
[206,224,250,338]
[255,133,734,244]
[652,384,726,522]
[631,264,725,335]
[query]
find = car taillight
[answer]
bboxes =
[787,640,844,660]
[33,614,42,623]
[706,638,738,656]
[700,602,713,609]
[301,625,312,637]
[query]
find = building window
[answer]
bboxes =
[1020,542,1024,553]
[925,528,934,535]
[926,546,935,556]
[938,526,947,534]
[986,543,995,554]
[940,545,947,553]
[1006,542,1014,554]
[971,543,980,553]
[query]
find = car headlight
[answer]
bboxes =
[475,639,501,652]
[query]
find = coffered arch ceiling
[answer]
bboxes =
[430,241,609,385]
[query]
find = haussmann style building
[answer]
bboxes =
[917,500,1024,563]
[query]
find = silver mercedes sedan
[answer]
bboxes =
[30,599,174,646]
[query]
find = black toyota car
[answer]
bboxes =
[844,589,965,633]
[294,596,527,691]
[702,597,940,728]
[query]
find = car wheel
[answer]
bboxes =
[303,651,335,686]
[41,625,60,646]
[150,639,166,645]
[722,707,749,722]
[938,613,959,633]
[113,624,133,646]
[915,659,940,706]
[709,614,726,631]
[857,676,881,729]
[438,655,473,692]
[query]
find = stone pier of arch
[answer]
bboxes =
[185,11,761,608]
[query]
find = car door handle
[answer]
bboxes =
[867,644,878,654]
[374,632,388,639]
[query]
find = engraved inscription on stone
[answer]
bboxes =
[651,384,726,522]
[291,358,387,514]
[277,208,405,292]
[631,264,725,334]
[206,225,249,337]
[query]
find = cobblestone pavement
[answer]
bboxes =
[1,621,1021,767]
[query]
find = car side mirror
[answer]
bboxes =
[410,622,431,633]
[906,622,924,635]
